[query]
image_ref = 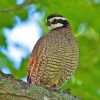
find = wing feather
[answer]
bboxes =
[27,36,45,84]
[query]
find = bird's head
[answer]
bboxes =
[46,14,70,30]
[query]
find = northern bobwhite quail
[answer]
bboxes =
[27,14,79,89]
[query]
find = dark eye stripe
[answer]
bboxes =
[51,19,58,24]
[58,19,64,23]
[51,19,67,24]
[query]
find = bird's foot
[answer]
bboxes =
[46,87,60,93]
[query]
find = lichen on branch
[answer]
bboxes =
[0,71,81,100]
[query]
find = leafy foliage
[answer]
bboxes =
[0,0,100,100]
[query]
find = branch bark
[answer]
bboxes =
[0,71,81,100]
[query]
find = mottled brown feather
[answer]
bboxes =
[27,28,78,88]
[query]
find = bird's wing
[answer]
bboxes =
[27,36,45,84]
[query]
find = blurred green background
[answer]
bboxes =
[0,0,100,100]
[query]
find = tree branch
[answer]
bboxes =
[0,0,33,13]
[0,71,81,100]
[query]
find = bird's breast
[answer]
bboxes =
[35,29,78,87]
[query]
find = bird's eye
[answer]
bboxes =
[53,19,58,24]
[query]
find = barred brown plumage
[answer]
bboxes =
[27,14,79,89]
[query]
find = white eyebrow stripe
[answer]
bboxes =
[48,17,66,22]
[47,23,63,30]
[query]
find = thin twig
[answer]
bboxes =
[0,0,33,13]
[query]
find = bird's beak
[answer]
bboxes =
[46,21,50,26]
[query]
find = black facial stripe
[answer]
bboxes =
[51,19,69,26]
[51,19,58,24]
[58,19,65,23]
[62,20,69,25]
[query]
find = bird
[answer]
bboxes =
[27,14,79,89]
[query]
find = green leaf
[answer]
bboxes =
[0,29,6,47]
[0,52,18,77]
[17,56,29,78]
